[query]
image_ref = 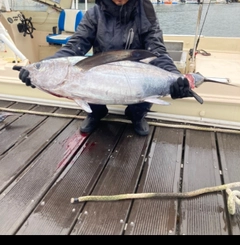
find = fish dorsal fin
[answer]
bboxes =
[75,50,156,70]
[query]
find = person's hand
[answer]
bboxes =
[170,76,203,104]
[12,66,36,88]
[170,77,193,99]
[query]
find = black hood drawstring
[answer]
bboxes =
[125,28,134,50]
[119,4,125,24]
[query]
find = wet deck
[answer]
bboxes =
[0,99,240,235]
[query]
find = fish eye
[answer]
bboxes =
[35,63,41,69]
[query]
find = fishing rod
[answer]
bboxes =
[195,0,212,51]
[189,0,212,70]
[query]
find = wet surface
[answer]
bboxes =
[0,100,239,235]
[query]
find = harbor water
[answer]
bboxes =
[154,2,240,37]
[79,2,240,37]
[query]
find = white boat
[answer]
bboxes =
[0,0,240,235]
[1,0,240,129]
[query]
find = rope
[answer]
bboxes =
[1,107,240,134]
[196,49,211,56]
[71,182,240,215]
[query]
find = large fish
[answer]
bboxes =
[13,50,231,113]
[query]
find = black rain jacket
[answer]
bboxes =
[47,0,180,74]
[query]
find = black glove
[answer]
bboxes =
[170,76,204,104]
[12,66,36,88]
[170,77,193,99]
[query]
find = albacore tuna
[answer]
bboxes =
[13,50,231,113]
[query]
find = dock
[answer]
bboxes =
[0,99,240,235]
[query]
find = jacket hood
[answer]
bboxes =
[95,0,138,24]
[95,0,138,9]
[94,0,157,32]
[95,0,135,4]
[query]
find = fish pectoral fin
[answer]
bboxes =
[74,99,92,113]
[144,97,170,106]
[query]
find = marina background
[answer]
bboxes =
[78,2,240,37]
[2,1,240,37]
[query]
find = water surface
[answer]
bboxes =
[79,2,240,37]
[154,3,240,37]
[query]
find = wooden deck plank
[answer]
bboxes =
[125,127,183,235]
[0,100,240,235]
[17,122,125,235]
[0,100,14,108]
[0,107,78,193]
[70,125,154,235]
[0,115,82,234]
[180,130,228,235]
[0,101,21,130]
[217,132,240,235]
[0,103,56,156]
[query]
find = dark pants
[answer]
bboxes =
[89,102,152,120]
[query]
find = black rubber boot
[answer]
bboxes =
[132,118,149,136]
[80,105,108,134]
[125,103,152,136]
